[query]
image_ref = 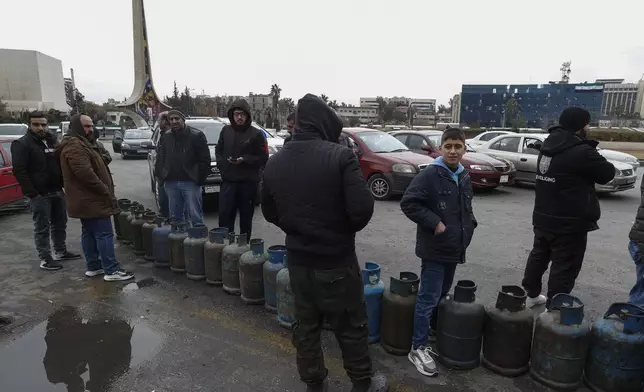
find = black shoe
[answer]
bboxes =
[351,373,388,392]
[40,257,63,271]
[54,250,82,261]
[306,380,328,392]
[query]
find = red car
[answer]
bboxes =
[0,138,26,211]
[390,130,516,189]
[342,128,435,200]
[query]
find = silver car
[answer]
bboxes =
[476,133,636,193]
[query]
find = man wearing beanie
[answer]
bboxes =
[522,107,615,308]
[155,109,211,226]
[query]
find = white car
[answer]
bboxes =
[597,148,639,171]
[467,131,516,148]
[476,133,636,193]
[216,117,284,156]
[0,124,28,140]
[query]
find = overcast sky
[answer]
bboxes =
[1,0,642,106]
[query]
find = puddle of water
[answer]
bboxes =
[0,305,163,392]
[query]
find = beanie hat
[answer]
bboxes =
[559,107,590,133]
[167,109,185,120]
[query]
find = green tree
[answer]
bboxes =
[320,94,329,103]
[328,100,339,109]
[376,96,387,122]
[504,98,524,129]
[270,84,281,125]
[164,81,182,109]
[437,104,449,114]
[348,116,361,127]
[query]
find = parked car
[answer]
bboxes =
[119,128,153,159]
[467,130,516,148]
[112,127,138,153]
[0,124,28,140]
[216,117,284,154]
[476,133,636,193]
[597,148,639,171]
[342,128,434,200]
[390,130,516,189]
[0,138,26,211]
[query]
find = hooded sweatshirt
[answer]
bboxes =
[532,126,615,233]
[215,99,268,182]
[261,94,374,268]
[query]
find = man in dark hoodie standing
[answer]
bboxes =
[261,94,387,392]
[522,107,615,308]
[155,109,211,227]
[11,111,81,270]
[215,99,268,238]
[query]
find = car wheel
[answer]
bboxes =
[368,174,392,201]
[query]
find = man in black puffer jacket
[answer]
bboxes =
[261,94,387,392]
[522,107,615,309]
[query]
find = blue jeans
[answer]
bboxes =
[29,192,68,260]
[628,241,644,305]
[164,181,204,227]
[412,261,457,349]
[80,218,120,274]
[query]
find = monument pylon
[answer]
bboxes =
[117,0,171,127]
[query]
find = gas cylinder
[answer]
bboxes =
[381,272,420,355]
[222,233,249,295]
[239,238,267,305]
[482,285,534,377]
[169,222,188,273]
[584,303,644,392]
[114,198,130,240]
[436,280,485,370]
[363,262,385,344]
[204,228,229,286]
[263,245,286,312]
[130,207,147,256]
[127,204,144,248]
[142,211,157,262]
[184,224,208,281]
[152,217,171,268]
[117,200,134,245]
[530,294,591,390]
[276,254,295,329]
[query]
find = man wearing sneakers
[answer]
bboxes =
[400,127,477,377]
[11,111,80,270]
[57,114,134,281]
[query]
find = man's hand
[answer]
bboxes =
[435,221,446,234]
[230,157,244,165]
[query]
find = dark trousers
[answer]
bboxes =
[30,192,68,260]
[218,181,257,239]
[289,256,373,387]
[522,227,588,305]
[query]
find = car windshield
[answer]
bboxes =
[124,129,153,139]
[186,121,225,144]
[0,125,27,136]
[357,131,409,153]
[426,134,442,147]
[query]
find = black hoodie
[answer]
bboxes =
[532,126,615,233]
[215,99,268,182]
[261,94,374,268]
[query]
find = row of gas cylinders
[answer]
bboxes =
[379,274,644,392]
[112,199,296,327]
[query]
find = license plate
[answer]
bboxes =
[500,175,509,184]
[204,185,220,194]
[137,149,147,153]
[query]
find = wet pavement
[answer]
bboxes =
[0,145,638,391]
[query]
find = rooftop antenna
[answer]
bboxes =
[560,61,571,84]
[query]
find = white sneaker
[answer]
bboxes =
[408,346,438,377]
[103,269,134,282]
[526,294,547,308]
[85,269,105,277]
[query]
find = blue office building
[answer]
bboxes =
[460,83,605,128]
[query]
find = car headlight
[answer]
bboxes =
[615,166,622,177]
[392,164,417,174]
[122,143,130,148]
[469,165,494,171]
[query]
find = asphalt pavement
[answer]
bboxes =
[0,144,639,392]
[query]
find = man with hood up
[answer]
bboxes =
[215,99,268,239]
[522,107,615,308]
[155,109,211,227]
[261,94,387,392]
[57,114,134,282]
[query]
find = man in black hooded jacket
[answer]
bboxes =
[215,99,268,238]
[261,94,387,392]
[522,107,615,308]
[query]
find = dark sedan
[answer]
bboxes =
[120,128,153,159]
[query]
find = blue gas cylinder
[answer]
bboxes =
[530,294,591,390]
[584,303,644,392]
[276,254,295,329]
[362,261,385,344]
[152,216,171,268]
[263,245,286,313]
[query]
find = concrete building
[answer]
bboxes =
[451,94,461,124]
[360,96,436,113]
[0,48,69,113]
[336,106,378,123]
[599,79,644,117]
[247,92,272,123]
